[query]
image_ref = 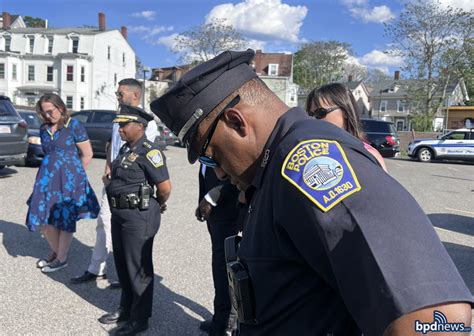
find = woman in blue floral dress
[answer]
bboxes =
[26,93,100,273]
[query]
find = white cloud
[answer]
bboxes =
[131,11,156,21]
[436,0,474,11]
[129,25,174,42]
[206,0,308,43]
[350,5,394,23]
[155,33,180,49]
[343,0,394,24]
[359,50,404,67]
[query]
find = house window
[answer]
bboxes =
[396,120,404,131]
[81,66,85,82]
[4,36,11,52]
[66,96,73,109]
[268,63,279,76]
[27,96,36,106]
[28,36,35,53]
[47,66,53,82]
[397,100,404,113]
[107,46,111,60]
[28,65,35,81]
[47,36,54,53]
[114,73,117,86]
[72,38,79,54]
[122,53,126,66]
[379,100,387,113]
[80,97,85,110]
[0,64,4,79]
[66,65,74,81]
[12,64,17,80]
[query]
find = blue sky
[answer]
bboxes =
[4,0,472,73]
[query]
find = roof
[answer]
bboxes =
[6,27,113,35]
[342,80,363,91]
[370,78,464,98]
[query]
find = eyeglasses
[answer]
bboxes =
[310,106,339,119]
[115,91,124,98]
[198,95,241,168]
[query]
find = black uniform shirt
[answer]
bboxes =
[238,108,473,335]
[107,135,169,197]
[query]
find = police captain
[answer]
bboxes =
[99,104,171,335]
[151,50,472,335]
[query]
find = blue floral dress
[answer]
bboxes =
[26,118,100,232]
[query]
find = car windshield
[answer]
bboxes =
[19,112,42,129]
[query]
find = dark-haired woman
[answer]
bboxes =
[306,83,387,171]
[26,93,100,273]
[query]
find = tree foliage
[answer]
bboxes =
[364,68,391,86]
[385,0,473,122]
[294,41,351,91]
[173,18,247,64]
[23,16,46,28]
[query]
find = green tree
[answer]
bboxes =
[294,41,351,91]
[23,16,46,28]
[385,0,473,129]
[173,18,247,64]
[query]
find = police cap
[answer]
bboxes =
[113,104,153,126]
[150,49,257,163]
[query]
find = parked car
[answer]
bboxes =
[0,96,28,169]
[407,128,474,162]
[18,110,44,166]
[157,122,182,147]
[361,119,400,158]
[72,110,166,157]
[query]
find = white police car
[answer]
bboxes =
[407,128,474,162]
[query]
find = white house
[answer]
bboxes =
[0,12,135,110]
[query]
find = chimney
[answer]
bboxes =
[120,26,128,40]
[2,12,11,30]
[394,70,400,80]
[254,49,263,75]
[348,75,353,82]
[98,12,106,31]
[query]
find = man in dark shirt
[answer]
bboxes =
[151,50,473,335]
[197,165,240,335]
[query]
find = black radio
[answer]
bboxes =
[139,183,151,210]
[225,235,257,325]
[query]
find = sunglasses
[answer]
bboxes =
[115,91,124,98]
[310,106,339,119]
[198,95,241,168]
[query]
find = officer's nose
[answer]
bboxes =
[214,167,228,181]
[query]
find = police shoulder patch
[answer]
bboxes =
[146,149,164,168]
[281,139,361,212]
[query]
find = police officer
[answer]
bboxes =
[99,104,171,335]
[151,50,473,335]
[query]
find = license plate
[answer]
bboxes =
[0,125,11,134]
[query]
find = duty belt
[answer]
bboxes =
[110,193,140,209]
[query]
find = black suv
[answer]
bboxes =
[361,119,400,157]
[0,96,28,169]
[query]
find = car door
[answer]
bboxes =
[88,111,116,155]
[435,131,469,159]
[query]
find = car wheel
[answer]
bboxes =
[417,147,433,162]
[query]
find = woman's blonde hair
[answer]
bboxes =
[36,93,70,129]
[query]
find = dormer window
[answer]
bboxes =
[268,63,279,76]
[72,38,79,54]
[28,36,35,53]
[388,84,399,93]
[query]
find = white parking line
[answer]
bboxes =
[445,207,474,216]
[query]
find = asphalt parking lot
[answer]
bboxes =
[0,147,472,335]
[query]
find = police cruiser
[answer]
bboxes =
[407,128,474,162]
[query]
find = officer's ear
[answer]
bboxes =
[222,107,248,137]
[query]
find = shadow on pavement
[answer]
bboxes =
[0,220,211,335]
[0,166,19,178]
[428,213,474,236]
[442,242,474,294]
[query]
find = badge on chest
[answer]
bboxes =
[281,139,361,212]
[121,152,139,168]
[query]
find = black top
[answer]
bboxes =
[107,135,169,197]
[238,108,473,335]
